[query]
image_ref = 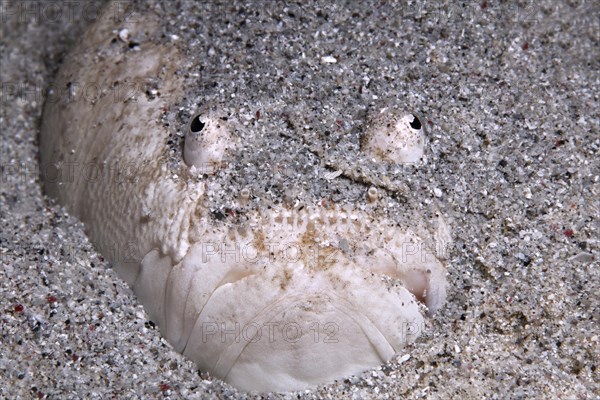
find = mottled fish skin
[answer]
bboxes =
[40,2,449,392]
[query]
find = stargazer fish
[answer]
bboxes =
[40,1,450,392]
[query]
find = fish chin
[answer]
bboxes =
[131,204,441,391]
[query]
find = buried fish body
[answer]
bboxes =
[40,1,451,392]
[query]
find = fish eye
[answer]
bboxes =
[190,115,206,133]
[184,112,236,173]
[361,110,425,165]
[409,114,422,130]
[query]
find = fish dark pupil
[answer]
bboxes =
[410,115,422,130]
[190,116,205,133]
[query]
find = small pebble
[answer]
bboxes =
[321,55,337,64]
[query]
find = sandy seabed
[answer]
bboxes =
[1,1,598,399]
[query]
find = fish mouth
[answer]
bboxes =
[192,203,448,312]
[133,203,446,392]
